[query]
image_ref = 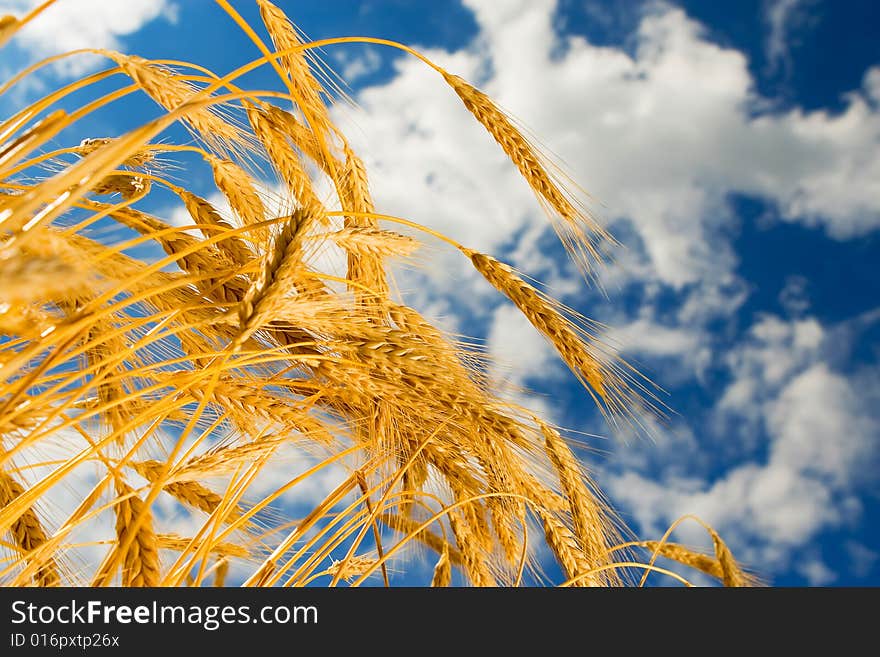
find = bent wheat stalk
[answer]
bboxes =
[0,0,748,588]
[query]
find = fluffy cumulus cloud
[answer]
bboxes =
[609,315,879,582]
[0,0,176,73]
[331,0,880,582]
[337,0,880,295]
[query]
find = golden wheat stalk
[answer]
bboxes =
[0,0,751,589]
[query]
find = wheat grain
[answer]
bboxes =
[90,173,150,200]
[130,460,233,518]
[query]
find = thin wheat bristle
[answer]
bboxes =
[380,513,463,567]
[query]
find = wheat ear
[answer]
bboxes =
[0,471,60,586]
[113,480,160,587]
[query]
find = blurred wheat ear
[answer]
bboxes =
[0,0,754,587]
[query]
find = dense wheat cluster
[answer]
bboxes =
[0,0,755,587]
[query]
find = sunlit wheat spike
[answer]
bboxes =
[267,106,334,174]
[634,540,760,587]
[442,72,614,276]
[130,460,235,519]
[465,249,659,433]
[541,422,621,585]
[76,137,155,168]
[205,155,267,242]
[111,481,160,587]
[256,0,332,133]
[327,554,375,583]
[102,202,246,304]
[244,101,327,214]
[106,52,244,149]
[448,509,496,587]
[709,528,756,587]
[0,472,60,587]
[156,534,249,559]
[340,144,389,308]
[181,190,255,267]
[235,207,313,346]
[538,509,595,587]
[323,227,419,260]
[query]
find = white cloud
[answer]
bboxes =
[764,0,803,69]
[608,315,879,579]
[336,0,880,307]
[797,556,836,585]
[1,0,176,74]
[763,0,809,74]
[335,47,382,83]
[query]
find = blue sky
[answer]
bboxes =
[2,0,878,586]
